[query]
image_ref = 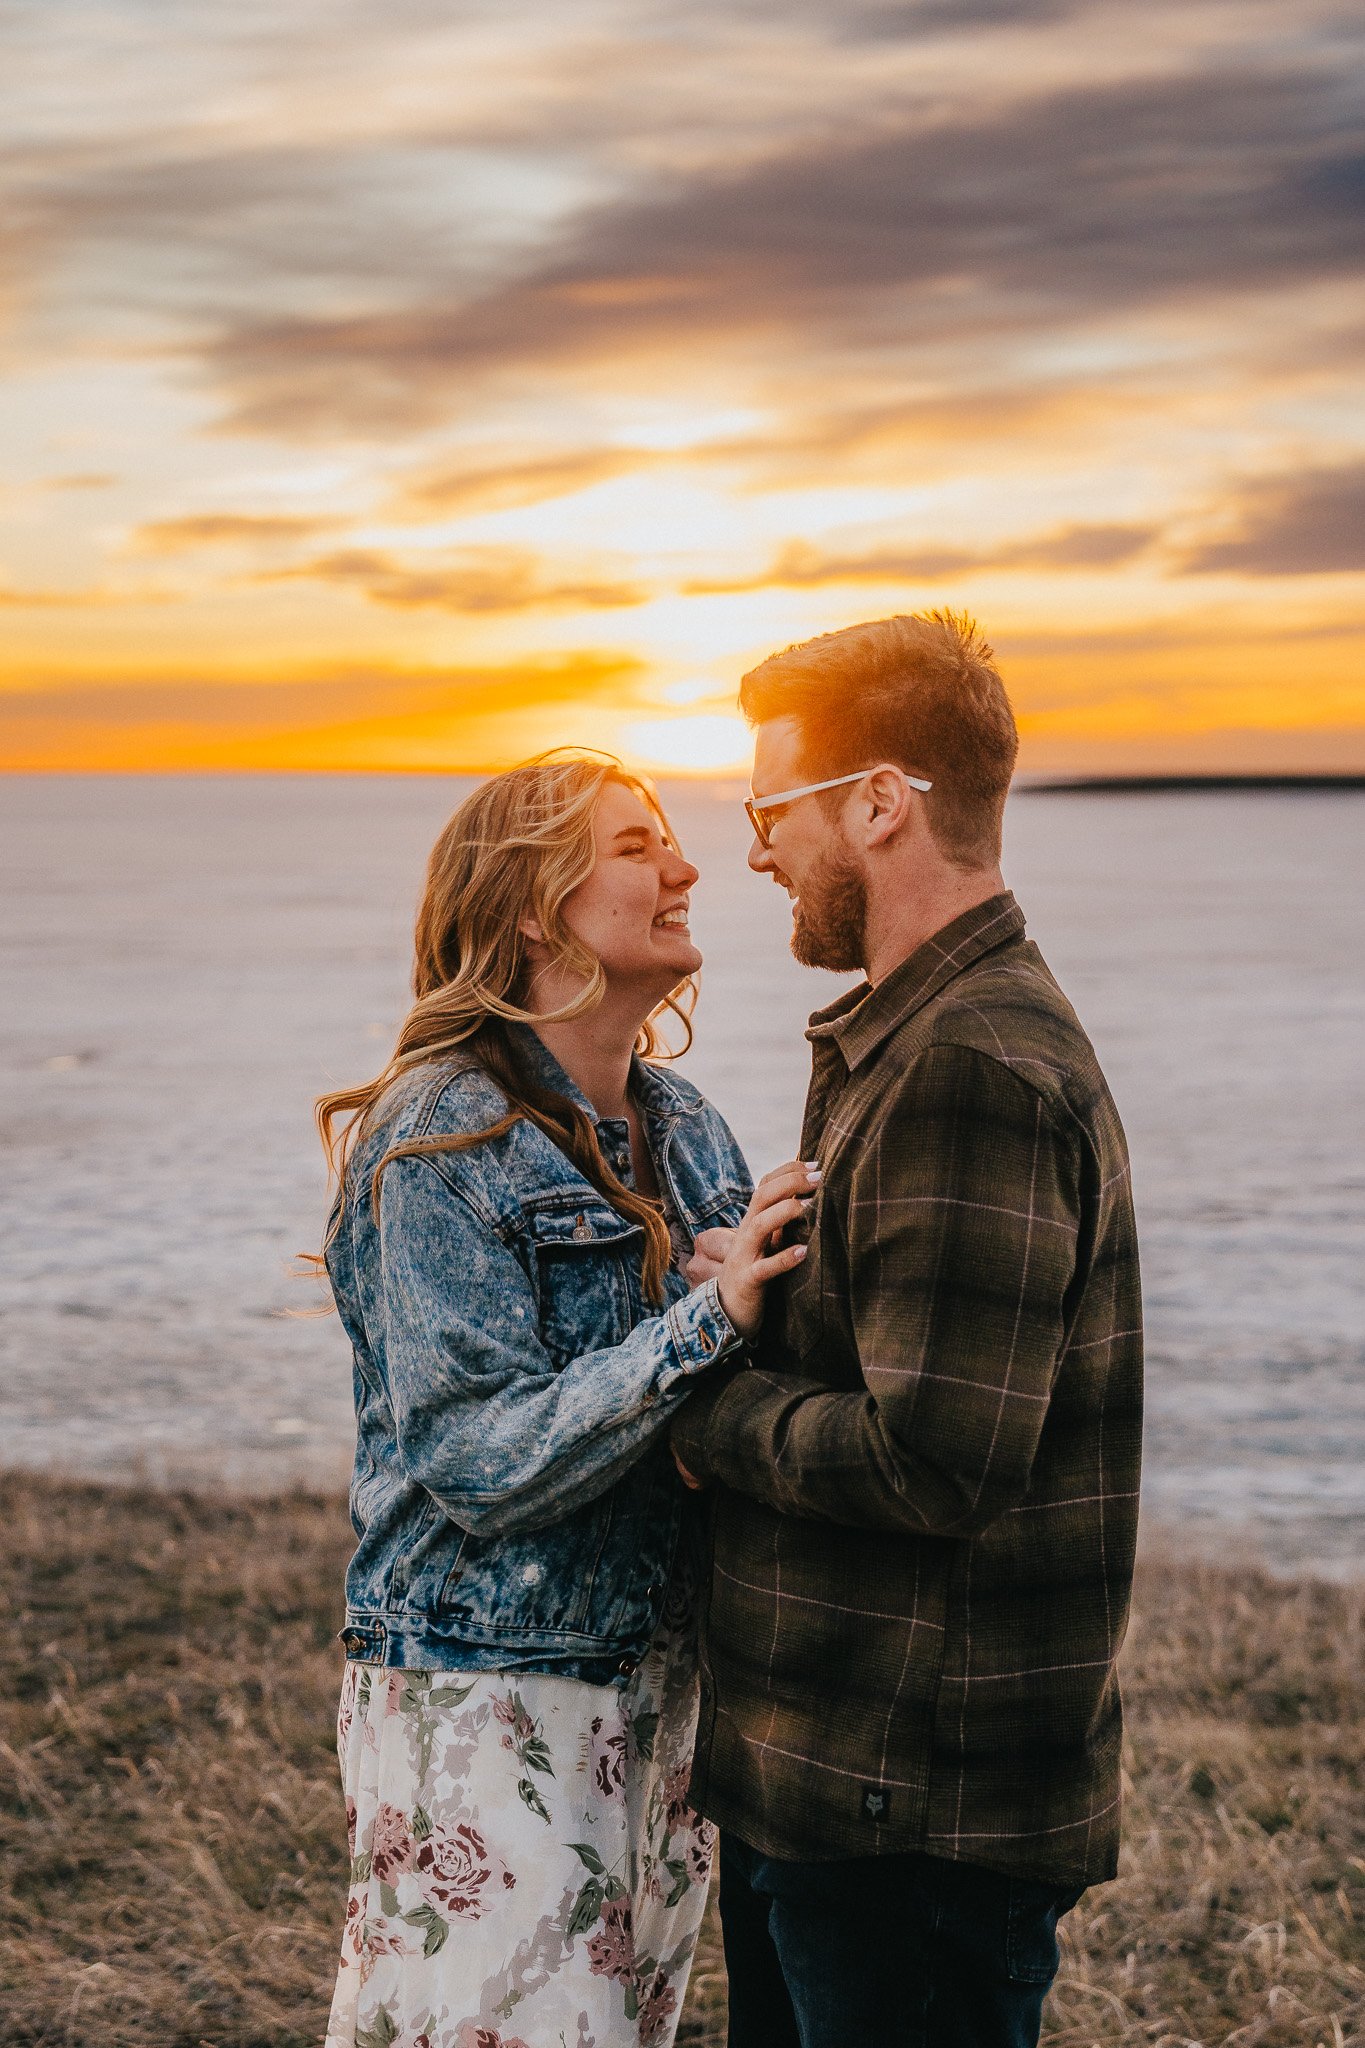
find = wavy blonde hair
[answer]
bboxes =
[310,751,696,1304]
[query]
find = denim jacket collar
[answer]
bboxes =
[506,1020,702,1131]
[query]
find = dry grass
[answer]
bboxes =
[0,1478,1359,2048]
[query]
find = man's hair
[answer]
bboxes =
[739,610,1019,868]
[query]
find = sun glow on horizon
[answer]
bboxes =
[619,712,753,776]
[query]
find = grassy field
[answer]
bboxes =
[0,1475,1360,2048]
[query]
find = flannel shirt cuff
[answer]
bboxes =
[662,1277,740,1384]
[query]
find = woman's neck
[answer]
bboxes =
[528,989,645,1122]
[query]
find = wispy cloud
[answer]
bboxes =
[386,445,662,519]
[0,650,652,770]
[190,51,1362,436]
[0,579,171,609]
[258,545,648,612]
[1180,462,1365,575]
[131,511,346,553]
[42,472,118,491]
[689,523,1157,592]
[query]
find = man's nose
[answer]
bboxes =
[748,835,774,875]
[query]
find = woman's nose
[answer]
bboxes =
[668,853,700,888]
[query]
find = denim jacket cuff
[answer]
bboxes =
[664,1277,740,1379]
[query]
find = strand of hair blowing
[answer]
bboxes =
[307,757,692,1306]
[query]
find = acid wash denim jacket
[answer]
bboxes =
[326,1024,752,1685]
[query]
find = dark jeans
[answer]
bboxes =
[719,1832,1083,2048]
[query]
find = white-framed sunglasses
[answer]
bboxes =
[745,765,932,848]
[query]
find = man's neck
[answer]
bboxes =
[862,867,1006,987]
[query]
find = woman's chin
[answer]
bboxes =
[662,935,704,977]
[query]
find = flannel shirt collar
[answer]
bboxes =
[806,891,1026,1073]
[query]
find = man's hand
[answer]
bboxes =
[685,1226,736,1289]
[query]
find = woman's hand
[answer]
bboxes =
[714,1161,820,1342]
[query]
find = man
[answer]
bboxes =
[672,612,1142,2047]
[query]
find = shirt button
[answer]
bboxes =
[647,1583,660,1600]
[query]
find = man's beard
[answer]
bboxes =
[790,840,868,972]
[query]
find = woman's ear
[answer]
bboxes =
[519,915,546,947]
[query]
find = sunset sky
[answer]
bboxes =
[2,0,1362,776]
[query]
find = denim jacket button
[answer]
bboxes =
[618,1656,637,1676]
[572,1215,593,1242]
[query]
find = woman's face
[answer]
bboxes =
[559,778,702,998]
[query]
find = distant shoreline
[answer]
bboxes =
[1015,772,1365,793]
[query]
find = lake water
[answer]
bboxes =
[2,775,1361,1577]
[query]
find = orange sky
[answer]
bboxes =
[2,0,1362,777]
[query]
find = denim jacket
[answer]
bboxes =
[326,1025,752,1684]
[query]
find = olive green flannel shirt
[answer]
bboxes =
[673,894,1143,1886]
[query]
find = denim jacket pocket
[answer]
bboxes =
[525,1198,645,1367]
[389,1491,451,1604]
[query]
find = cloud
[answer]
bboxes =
[42,472,118,491]
[0,648,652,769]
[1180,461,1365,575]
[0,651,643,732]
[259,544,648,612]
[386,445,661,519]
[131,511,347,553]
[688,521,1156,592]
[0,579,170,609]
[194,54,1364,435]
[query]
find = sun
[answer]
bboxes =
[618,712,752,776]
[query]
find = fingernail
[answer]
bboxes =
[805,1169,822,1185]
[803,1161,821,1171]
[791,1243,808,1259]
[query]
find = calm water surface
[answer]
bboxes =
[2,776,1361,1575]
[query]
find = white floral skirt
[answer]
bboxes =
[325,1609,715,2048]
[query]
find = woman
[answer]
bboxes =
[315,752,814,2048]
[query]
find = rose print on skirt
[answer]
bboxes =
[326,1600,714,2048]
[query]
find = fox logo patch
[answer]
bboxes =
[861,1785,891,1822]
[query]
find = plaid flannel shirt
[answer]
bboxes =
[672,893,1143,1886]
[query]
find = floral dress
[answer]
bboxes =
[325,1570,715,2048]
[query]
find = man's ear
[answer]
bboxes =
[863,764,914,848]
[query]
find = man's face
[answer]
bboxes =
[748,716,868,973]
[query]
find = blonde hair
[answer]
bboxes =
[311,751,695,1304]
